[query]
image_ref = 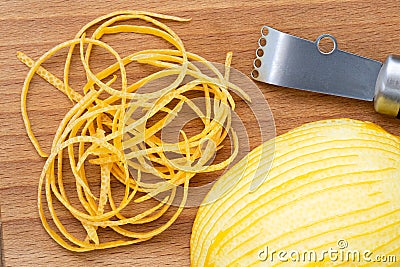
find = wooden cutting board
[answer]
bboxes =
[1,1,399,266]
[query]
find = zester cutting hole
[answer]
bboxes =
[261,26,269,36]
[251,69,259,79]
[258,37,267,47]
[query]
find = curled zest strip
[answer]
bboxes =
[18,10,246,251]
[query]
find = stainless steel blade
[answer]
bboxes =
[251,26,382,101]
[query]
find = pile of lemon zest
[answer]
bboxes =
[19,10,245,251]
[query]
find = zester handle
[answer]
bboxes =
[374,55,400,117]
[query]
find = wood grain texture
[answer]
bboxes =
[1,0,400,266]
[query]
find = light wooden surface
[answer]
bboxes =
[1,1,400,266]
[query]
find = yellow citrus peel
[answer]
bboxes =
[18,10,248,251]
[191,119,400,266]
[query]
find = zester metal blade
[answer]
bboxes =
[251,26,382,101]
